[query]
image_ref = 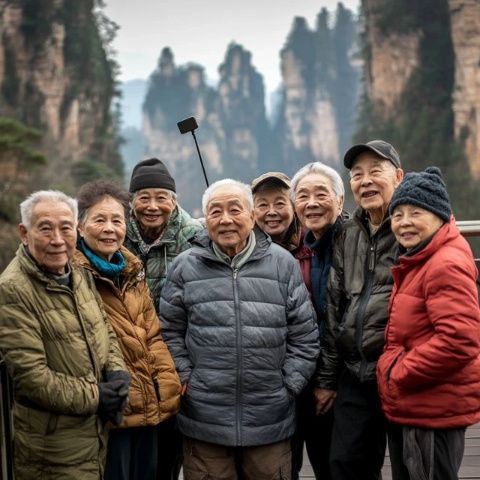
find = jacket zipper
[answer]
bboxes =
[355,241,376,381]
[232,267,243,445]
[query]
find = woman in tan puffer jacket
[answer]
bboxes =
[74,180,181,480]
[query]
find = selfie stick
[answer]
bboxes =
[177,116,209,187]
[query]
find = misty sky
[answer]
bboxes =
[104,0,360,96]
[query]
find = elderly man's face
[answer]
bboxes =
[294,173,343,239]
[19,200,77,274]
[349,152,403,221]
[206,185,255,257]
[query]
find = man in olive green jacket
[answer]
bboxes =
[0,190,128,480]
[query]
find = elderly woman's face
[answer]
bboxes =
[78,196,126,261]
[206,185,255,257]
[294,173,342,239]
[391,204,443,249]
[132,188,176,235]
[253,188,294,241]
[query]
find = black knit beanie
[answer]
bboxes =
[129,158,176,193]
[389,166,451,222]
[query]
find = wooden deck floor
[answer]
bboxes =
[299,423,480,479]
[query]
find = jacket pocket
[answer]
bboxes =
[386,349,404,388]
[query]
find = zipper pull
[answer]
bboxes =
[233,268,238,279]
[369,245,375,271]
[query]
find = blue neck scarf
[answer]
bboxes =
[78,239,126,280]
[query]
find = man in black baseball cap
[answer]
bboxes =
[315,139,404,480]
[343,139,401,169]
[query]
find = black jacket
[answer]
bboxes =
[316,208,398,388]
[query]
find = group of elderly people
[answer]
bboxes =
[0,139,479,480]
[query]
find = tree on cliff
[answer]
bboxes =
[0,117,46,221]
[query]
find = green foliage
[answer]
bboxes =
[275,3,359,169]
[21,0,55,42]
[0,117,46,221]
[374,0,422,35]
[284,17,317,90]
[59,0,123,177]
[2,42,19,104]
[71,159,122,188]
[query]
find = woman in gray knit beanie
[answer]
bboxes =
[377,166,480,480]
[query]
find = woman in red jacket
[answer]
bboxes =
[377,167,480,480]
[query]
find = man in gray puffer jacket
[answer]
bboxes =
[160,179,319,480]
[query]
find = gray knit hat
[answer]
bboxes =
[129,158,176,193]
[389,167,452,222]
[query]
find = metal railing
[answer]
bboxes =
[457,220,480,238]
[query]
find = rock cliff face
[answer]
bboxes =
[141,5,359,208]
[449,0,480,179]
[0,0,121,188]
[143,44,269,213]
[274,6,359,171]
[362,1,421,118]
[357,0,480,217]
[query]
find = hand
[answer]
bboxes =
[105,370,131,389]
[97,378,130,424]
[314,387,336,415]
[181,384,188,396]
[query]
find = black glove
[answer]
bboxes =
[106,371,131,396]
[97,378,129,424]
[105,370,131,387]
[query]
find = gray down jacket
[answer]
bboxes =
[159,228,319,447]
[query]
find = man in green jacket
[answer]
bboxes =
[0,190,128,480]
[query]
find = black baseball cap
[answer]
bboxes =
[343,140,401,169]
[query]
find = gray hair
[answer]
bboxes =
[20,190,78,228]
[202,179,254,215]
[291,162,345,200]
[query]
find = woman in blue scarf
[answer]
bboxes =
[74,180,181,480]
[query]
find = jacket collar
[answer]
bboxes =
[191,226,271,264]
[74,246,144,286]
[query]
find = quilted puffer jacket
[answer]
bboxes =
[0,245,125,480]
[159,229,319,447]
[377,219,480,429]
[74,246,181,429]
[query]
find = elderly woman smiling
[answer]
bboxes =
[377,167,480,480]
[74,180,181,480]
[251,171,301,251]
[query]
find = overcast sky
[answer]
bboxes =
[104,0,360,96]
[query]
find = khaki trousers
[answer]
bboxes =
[182,436,291,480]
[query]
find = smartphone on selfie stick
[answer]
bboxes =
[177,117,209,187]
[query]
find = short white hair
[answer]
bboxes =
[202,179,254,216]
[20,190,78,229]
[291,162,345,200]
